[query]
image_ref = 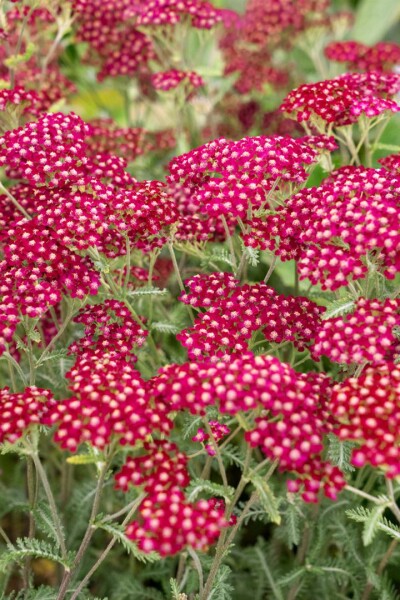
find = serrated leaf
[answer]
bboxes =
[327,434,355,472]
[250,475,281,525]
[186,478,235,503]
[242,245,260,267]
[151,322,182,335]
[323,299,355,320]
[362,504,387,546]
[0,538,71,572]
[127,287,168,297]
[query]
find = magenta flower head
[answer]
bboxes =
[332,364,400,478]
[325,40,400,72]
[0,112,91,186]
[168,135,334,219]
[280,72,400,126]
[0,387,55,445]
[245,166,400,289]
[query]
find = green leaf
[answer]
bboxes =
[186,478,235,504]
[0,538,71,572]
[362,504,387,546]
[127,287,168,297]
[352,0,400,44]
[242,245,260,267]
[250,475,281,525]
[151,322,182,335]
[327,434,355,472]
[95,521,160,563]
[323,298,355,320]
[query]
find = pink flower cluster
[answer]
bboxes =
[152,353,345,500]
[325,41,400,72]
[0,387,55,444]
[245,166,400,289]
[0,222,100,352]
[332,364,400,477]
[0,112,90,186]
[135,0,226,29]
[280,72,400,126]
[68,300,148,362]
[48,353,172,451]
[178,272,325,360]
[116,440,228,555]
[312,298,400,364]
[168,135,334,219]
[151,69,204,92]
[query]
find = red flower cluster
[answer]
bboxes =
[116,440,228,555]
[312,298,400,365]
[168,135,333,219]
[136,0,226,29]
[0,112,90,186]
[71,0,154,81]
[152,353,345,500]
[177,272,324,360]
[280,71,400,126]
[242,0,329,45]
[245,166,400,289]
[379,153,400,174]
[68,300,148,362]
[151,69,204,92]
[48,353,172,451]
[325,41,400,72]
[0,387,55,444]
[332,364,400,477]
[0,222,100,353]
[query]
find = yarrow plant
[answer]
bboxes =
[0,0,400,599]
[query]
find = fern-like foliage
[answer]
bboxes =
[0,538,72,573]
[186,479,235,503]
[327,434,355,472]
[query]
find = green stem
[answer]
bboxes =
[68,494,145,600]
[30,452,67,559]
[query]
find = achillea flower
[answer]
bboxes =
[48,353,172,451]
[68,299,148,361]
[71,0,154,81]
[245,166,400,289]
[0,387,55,444]
[242,0,329,45]
[97,180,179,257]
[151,69,204,92]
[0,87,41,121]
[177,272,324,360]
[168,135,333,219]
[379,153,400,173]
[135,0,226,29]
[115,440,190,493]
[312,298,400,364]
[0,222,100,351]
[325,41,400,72]
[332,364,400,477]
[152,353,344,500]
[116,440,228,555]
[126,488,227,555]
[280,72,400,126]
[0,112,91,186]
[87,119,146,162]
